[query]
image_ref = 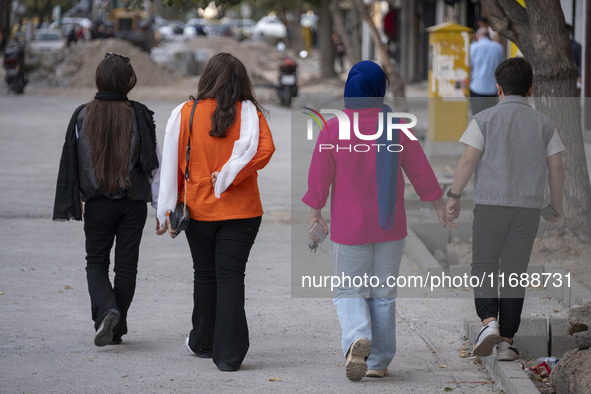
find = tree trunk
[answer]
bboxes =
[278,6,305,53]
[330,0,361,66]
[482,0,591,234]
[352,0,407,111]
[318,0,337,78]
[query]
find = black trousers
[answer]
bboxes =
[471,205,540,339]
[184,216,261,371]
[84,197,147,340]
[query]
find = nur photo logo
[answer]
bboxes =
[302,107,419,152]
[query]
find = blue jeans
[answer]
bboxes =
[332,239,405,370]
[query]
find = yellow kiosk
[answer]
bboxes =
[427,22,472,142]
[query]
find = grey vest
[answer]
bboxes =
[76,106,152,203]
[472,96,554,209]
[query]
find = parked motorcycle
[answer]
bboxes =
[4,40,27,94]
[277,56,298,107]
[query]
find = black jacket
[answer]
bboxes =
[53,101,158,221]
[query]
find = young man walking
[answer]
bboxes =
[446,57,565,360]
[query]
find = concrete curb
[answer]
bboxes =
[407,228,588,393]
[465,321,540,394]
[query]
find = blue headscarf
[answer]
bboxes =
[344,61,399,231]
[344,61,386,109]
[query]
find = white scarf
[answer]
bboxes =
[157,100,259,227]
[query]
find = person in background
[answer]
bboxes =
[469,27,504,115]
[566,24,582,90]
[446,57,565,361]
[333,32,346,74]
[157,52,275,372]
[53,53,163,347]
[302,60,454,381]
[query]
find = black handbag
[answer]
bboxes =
[169,100,197,234]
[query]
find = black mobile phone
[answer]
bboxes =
[540,204,560,221]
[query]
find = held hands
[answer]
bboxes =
[156,171,220,239]
[156,217,167,235]
[156,215,179,238]
[432,198,458,229]
[445,197,461,226]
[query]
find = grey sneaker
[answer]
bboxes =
[496,341,520,361]
[473,320,501,357]
[345,338,371,381]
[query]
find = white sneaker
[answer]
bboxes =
[473,320,501,357]
[185,337,196,355]
[496,341,520,361]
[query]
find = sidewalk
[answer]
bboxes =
[0,92,588,393]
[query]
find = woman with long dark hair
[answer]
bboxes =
[158,52,275,371]
[54,53,163,347]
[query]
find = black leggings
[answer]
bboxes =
[471,205,540,339]
[184,216,261,371]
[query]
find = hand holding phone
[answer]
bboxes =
[540,204,560,222]
[309,222,327,243]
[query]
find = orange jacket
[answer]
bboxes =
[178,99,275,221]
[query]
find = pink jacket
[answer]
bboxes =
[302,107,442,245]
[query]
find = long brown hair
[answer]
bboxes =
[83,54,137,194]
[195,52,266,137]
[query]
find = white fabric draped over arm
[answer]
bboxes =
[156,101,187,226]
[214,100,260,198]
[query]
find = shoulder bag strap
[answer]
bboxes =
[182,100,198,219]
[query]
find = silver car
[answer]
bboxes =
[29,29,66,55]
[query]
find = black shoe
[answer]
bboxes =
[216,362,241,371]
[185,337,213,358]
[95,309,121,347]
[110,336,122,345]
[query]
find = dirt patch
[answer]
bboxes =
[22,36,341,104]
[27,38,182,89]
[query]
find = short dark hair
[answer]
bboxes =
[494,57,533,96]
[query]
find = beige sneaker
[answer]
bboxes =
[345,338,371,381]
[366,368,389,378]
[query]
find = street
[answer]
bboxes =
[1,93,507,393]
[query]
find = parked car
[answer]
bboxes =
[204,22,233,37]
[159,19,185,42]
[28,29,66,55]
[253,16,286,43]
[51,17,93,40]
[183,18,209,39]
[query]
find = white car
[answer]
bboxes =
[183,18,209,39]
[29,29,66,55]
[253,16,286,41]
